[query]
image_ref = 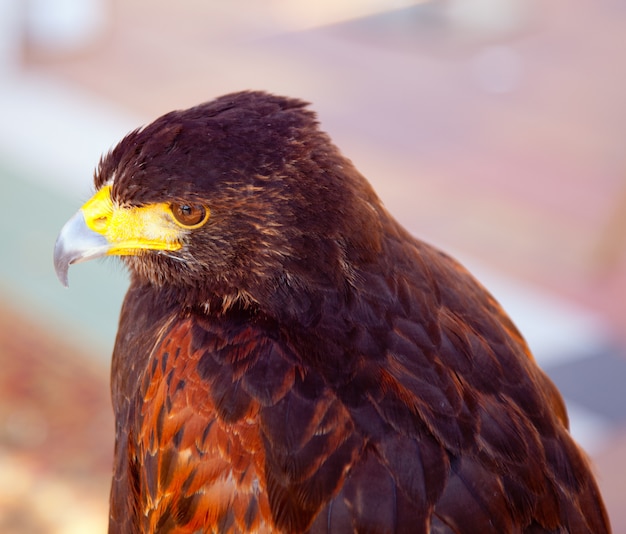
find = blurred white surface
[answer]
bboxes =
[0,73,142,198]
[26,0,108,52]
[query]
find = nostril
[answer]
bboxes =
[90,216,109,232]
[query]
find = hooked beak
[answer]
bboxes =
[53,210,111,287]
[53,185,189,287]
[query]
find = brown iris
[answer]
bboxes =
[170,203,209,228]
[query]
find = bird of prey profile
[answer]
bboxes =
[54,91,611,533]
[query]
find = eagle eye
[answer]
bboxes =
[171,203,209,228]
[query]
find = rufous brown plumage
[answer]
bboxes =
[54,91,611,533]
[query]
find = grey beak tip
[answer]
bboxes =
[58,271,70,288]
[53,233,71,288]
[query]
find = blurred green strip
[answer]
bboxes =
[0,161,129,362]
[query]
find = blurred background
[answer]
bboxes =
[1,0,625,531]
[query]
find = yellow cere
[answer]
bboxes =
[80,185,184,255]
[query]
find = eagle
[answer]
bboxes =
[54,91,610,533]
